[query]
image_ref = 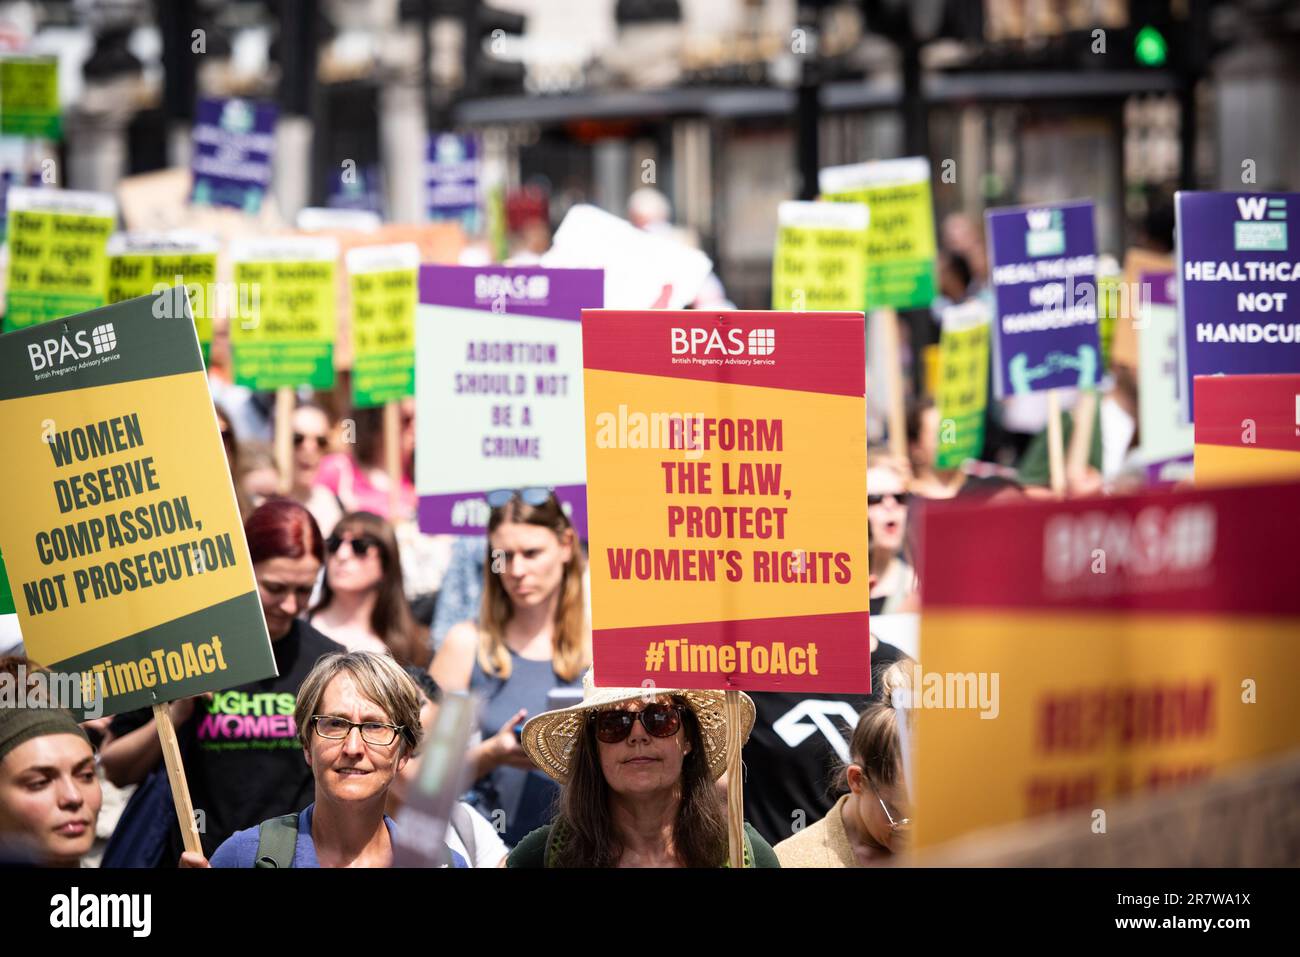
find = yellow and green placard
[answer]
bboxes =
[347,243,419,408]
[230,237,338,390]
[0,56,61,140]
[4,187,116,330]
[819,157,937,311]
[1097,272,1120,371]
[107,233,220,360]
[934,299,991,470]
[771,200,868,312]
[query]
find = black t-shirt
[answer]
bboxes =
[742,640,909,846]
[109,619,343,863]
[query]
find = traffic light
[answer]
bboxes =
[463,2,526,97]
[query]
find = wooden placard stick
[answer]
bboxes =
[877,308,909,465]
[383,401,403,520]
[152,702,203,856]
[724,688,745,868]
[1046,389,1066,497]
[275,385,295,495]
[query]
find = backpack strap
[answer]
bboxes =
[253,814,301,869]
[449,803,478,866]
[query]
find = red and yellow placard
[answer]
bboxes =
[1194,373,1300,485]
[582,310,869,693]
[914,481,1300,849]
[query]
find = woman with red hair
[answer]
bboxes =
[99,500,343,866]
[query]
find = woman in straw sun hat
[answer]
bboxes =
[507,670,779,868]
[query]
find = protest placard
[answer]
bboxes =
[0,293,275,717]
[1136,269,1193,466]
[0,55,59,139]
[1175,191,1300,420]
[106,232,220,360]
[3,187,116,331]
[347,244,419,409]
[818,157,937,310]
[913,481,1300,850]
[190,97,277,214]
[229,236,338,391]
[1193,373,1300,485]
[934,299,991,469]
[426,132,481,232]
[1110,248,1172,371]
[415,265,602,536]
[542,204,713,310]
[771,201,868,312]
[582,310,869,693]
[985,200,1101,398]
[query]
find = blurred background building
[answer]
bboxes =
[2,0,1299,306]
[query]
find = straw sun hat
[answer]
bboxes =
[520,670,756,785]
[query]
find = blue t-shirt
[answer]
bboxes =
[209,803,467,868]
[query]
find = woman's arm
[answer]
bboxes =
[98,696,200,786]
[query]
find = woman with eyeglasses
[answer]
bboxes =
[867,461,917,615]
[774,685,911,867]
[507,671,778,867]
[309,512,430,668]
[430,488,589,845]
[99,500,344,865]
[289,403,343,538]
[181,651,471,868]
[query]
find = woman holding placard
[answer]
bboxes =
[431,490,588,845]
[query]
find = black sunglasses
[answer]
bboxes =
[294,432,328,449]
[485,487,553,508]
[325,534,383,557]
[868,492,910,506]
[591,704,683,744]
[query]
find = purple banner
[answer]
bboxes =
[425,133,480,229]
[190,98,277,213]
[1140,269,1176,308]
[986,200,1101,397]
[1175,191,1300,420]
[418,484,589,540]
[419,264,603,321]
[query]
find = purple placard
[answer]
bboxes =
[1144,453,1194,488]
[190,97,277,213]
[986,200,1101,397]
[1139,269,1176,308]
[1175,191,1300,421]
[425,132,480,227]
[416,265,604,537]
[419,264,602,321]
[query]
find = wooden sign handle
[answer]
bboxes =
[877,308,909,466]
[152,702,203,857]
[1046,389,1066,497]
[383,401,403,521]
[724,689,745,869]
[275,386,295,495]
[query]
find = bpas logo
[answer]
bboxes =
[1234,196,1287,252]
[27,323,118,372]
[474,273,549,312]
[1024,208,1065,258]
[670,327,775,357]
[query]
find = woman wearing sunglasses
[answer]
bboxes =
[431,488,588,845]
[775,680,911,867]
[289,403,343,537]
[507,671,778,867]
[867,461,917,615]
[315,402,417,523]
[309,512,430,668]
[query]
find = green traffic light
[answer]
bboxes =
[1135,25,1167,67]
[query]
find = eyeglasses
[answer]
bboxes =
[865,773,911,832]
[325,534,382,558]
[310,715,405,747]
[294,432,328,449]
[591,704,683,744]
[485,487,553,508]
[868,492,910,507]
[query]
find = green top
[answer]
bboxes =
[508,820,780,868]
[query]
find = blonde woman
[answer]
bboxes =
[431,489,589,845]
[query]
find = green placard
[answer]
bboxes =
[4,197,115,330]
[0,547,14,616]
[230,248,337,390]
[108,249,219,360]
[0,57,61,140]
[351,267,417,408]
[935,302,991,470]
[1097,273,1119,371]
[821,158,937,311]
[771,204,868,312]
